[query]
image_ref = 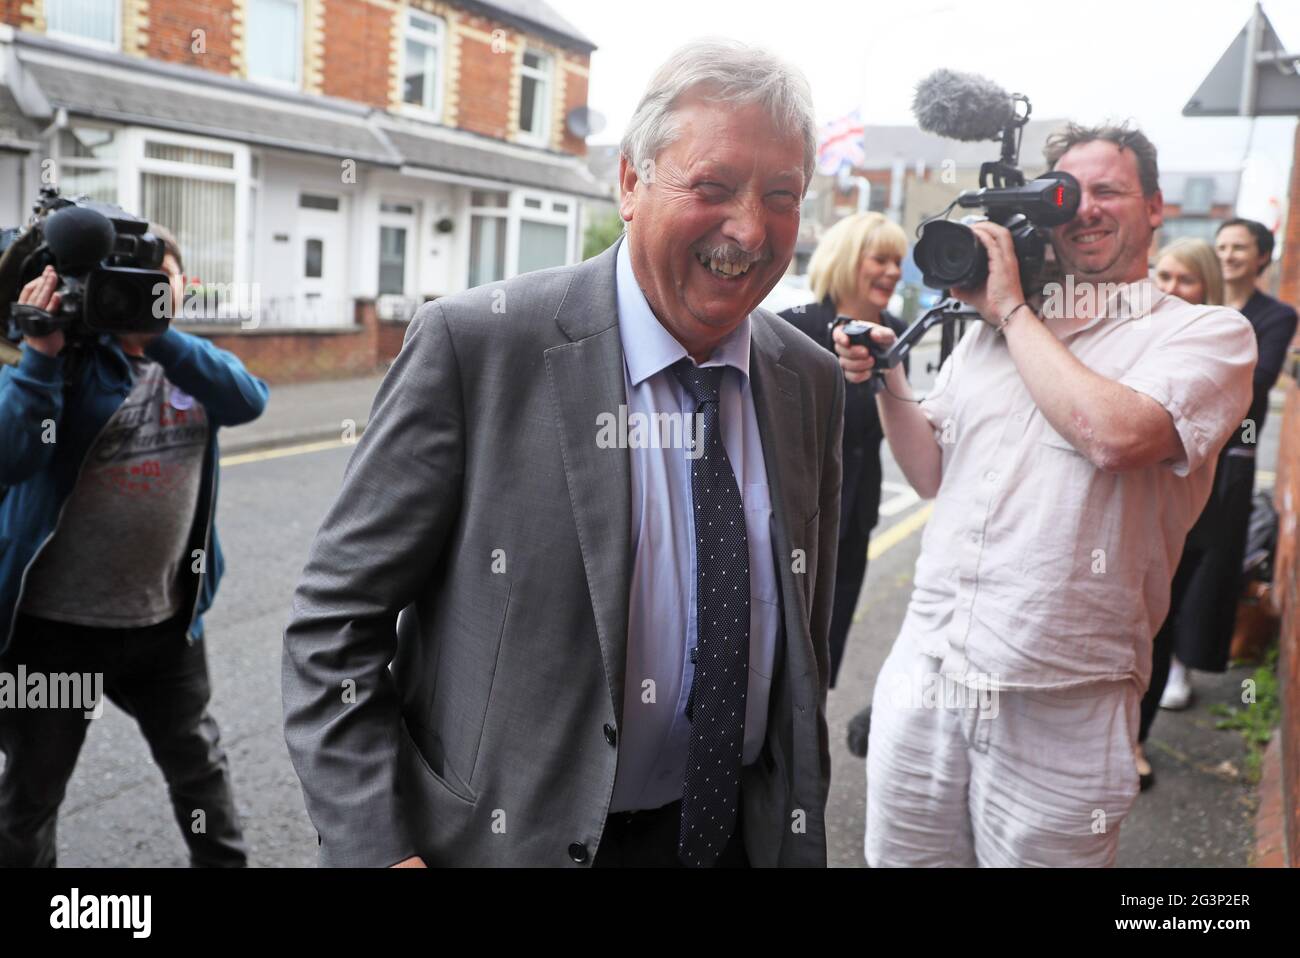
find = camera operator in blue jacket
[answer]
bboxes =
[0,226,267,866]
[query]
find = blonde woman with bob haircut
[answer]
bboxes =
[781,211,907,755]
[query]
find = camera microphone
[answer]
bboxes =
[912,69,1015,143]
[44,205,116,274]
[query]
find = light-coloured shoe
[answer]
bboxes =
[1159,661,1192,710]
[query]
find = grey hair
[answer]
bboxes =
[619,39,817,191]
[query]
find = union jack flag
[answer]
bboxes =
[816,109,866,177]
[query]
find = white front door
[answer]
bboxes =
[298,194,348,325]
[378,200,419,319]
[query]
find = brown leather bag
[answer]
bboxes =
[1230,580,1279,665]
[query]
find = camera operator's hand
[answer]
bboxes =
[832,321,896,385]
[18,266,64,357]
[950,221,1028,328]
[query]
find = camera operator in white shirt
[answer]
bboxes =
[836,123,1256,867]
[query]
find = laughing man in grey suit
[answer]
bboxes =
[282,39,844,868]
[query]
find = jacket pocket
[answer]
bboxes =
[399,714,477,805]
[426,580,511,792]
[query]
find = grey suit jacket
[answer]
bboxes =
[282,238,844,867]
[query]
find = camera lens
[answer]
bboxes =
[914,220,987,289]
[95,277,141,327]
[85,268,163,333]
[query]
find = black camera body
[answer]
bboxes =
[0,187,172,345]
[913,171,1080,292]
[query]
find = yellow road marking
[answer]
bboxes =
[868,502,934,560]
[221,437,939,564]
[220,438,351,468]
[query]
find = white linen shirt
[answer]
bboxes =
[904,281,1256,691]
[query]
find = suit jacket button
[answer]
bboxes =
[603,723,617,746]
[568,842,589,864]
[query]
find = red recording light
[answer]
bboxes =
[1055,185,1064,207]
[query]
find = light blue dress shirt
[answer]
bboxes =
[609,238,780,813]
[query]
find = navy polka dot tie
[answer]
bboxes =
[671,359,749,868]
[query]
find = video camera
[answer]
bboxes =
[912,171,1079,291]
[852,71,1081,392]
[911,72,1080,292]
[0,187,172,347]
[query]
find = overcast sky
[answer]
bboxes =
[550,0,1300,224]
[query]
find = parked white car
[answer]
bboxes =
[759,274,813,314]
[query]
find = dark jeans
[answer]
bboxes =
[0,613,248,867]
[593,798,749,868]
[828,529,870,689]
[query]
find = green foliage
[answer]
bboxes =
[1209,645,1281,783]
[583,210,625,260]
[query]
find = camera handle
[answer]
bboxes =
[11,302,69,339]
[862,297,981,395]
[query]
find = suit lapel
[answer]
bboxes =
[544,242,631,722]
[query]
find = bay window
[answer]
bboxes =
[466,190,575,287]
[56,126,118,204]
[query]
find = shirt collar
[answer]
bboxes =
[1117,276,1166,320]
[1061,276,1168,338]
[615,236,752,387]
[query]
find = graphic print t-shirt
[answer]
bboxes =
[21,355,210,628]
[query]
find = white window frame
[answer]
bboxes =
[245,0,303,90]
[399,9,446,121]
[116,127,252,290]
[516,49,552,147]
[510,189,574,277]
[466,190,509,288]
[45,0,122,51]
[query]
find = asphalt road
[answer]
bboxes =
[47,337,1271,867]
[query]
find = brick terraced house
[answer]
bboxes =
[0,0,609,380]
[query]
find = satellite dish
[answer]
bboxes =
[566,106,606,139]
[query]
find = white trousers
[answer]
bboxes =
[865,632,1142,867]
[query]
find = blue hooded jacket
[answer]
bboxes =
[0,328,269,654]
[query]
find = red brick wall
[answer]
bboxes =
[1266,120,1300,867]
[559,56,588,156]
[377,318,408,364]
[1280,123,1300,308]
[1272,382,1300,866]
[182,298,384,384]
[456,14,512,142]
[7,0,593,155]
[320,0,391,109]
[0,1,24,29]
[147,0,238,74]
